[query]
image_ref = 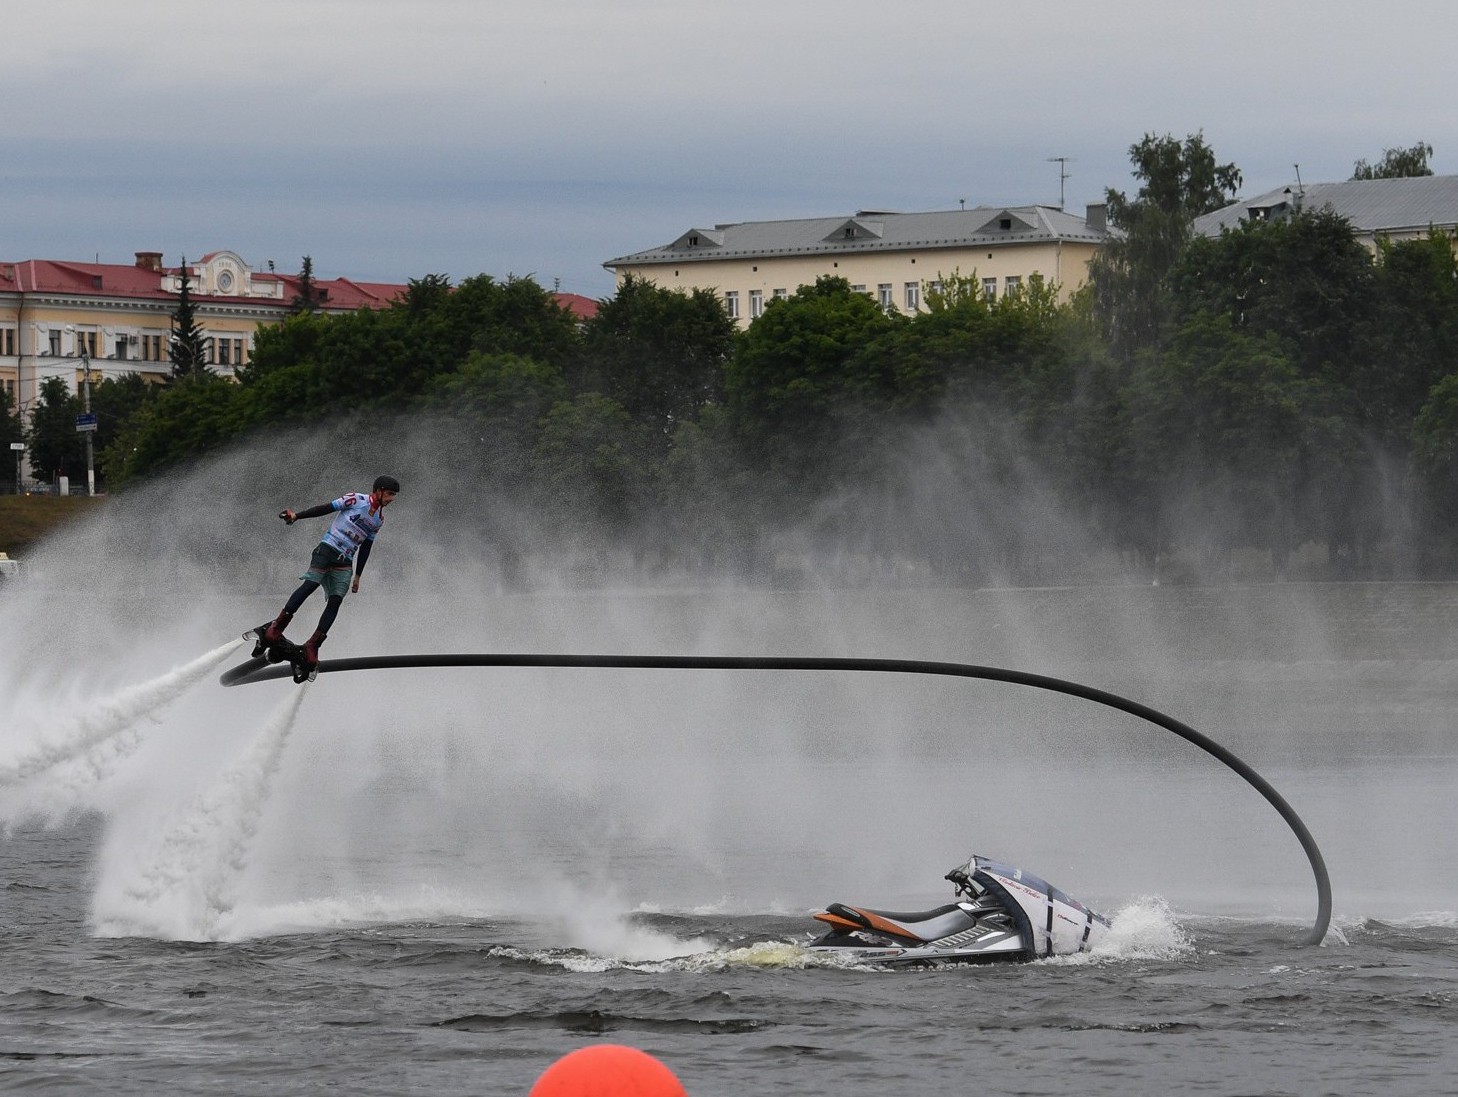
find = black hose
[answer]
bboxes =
[220,651,1332,945]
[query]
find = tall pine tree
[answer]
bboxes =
[169,256,210,380]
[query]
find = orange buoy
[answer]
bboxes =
[528,1044,688,1096]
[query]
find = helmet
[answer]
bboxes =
[372,475,401,493]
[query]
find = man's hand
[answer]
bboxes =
[279,509,296,525]
[351,574,361,594]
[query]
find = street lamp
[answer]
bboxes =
[64,326,97,497]
[79,342,95,497]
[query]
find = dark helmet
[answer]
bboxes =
[373,475,401,493]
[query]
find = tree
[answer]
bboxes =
[1086,132,1243,358]
[1170,208,1376,385]
[422,351,568,492]
[170,257,211,379]
[579,275,736,454]
[851,270,1066,416]
[24,376,85,484]
[1412,371,1458,562]
[289,255,323,314]
[1351,141,1434,180]
[1123,315,1313,569]
[1362,230,1458,439]
[726,275,900,436]
[0,386,22,492]
[88,374,156,481]
[100,374,243,485]
[529,392,651,540]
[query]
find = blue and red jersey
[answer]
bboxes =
[318,491,385,560]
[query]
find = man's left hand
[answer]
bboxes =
[351,575,361,594]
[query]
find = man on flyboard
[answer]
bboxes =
[249,475,400,682]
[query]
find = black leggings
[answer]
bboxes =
[283,581,344,633]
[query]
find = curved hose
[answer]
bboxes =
[220,651,1332,944]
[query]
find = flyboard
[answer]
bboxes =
[219,650,1333,946]
[240,625,318,684]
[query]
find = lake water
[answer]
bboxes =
[2,580,1456,1094]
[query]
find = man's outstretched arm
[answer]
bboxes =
[279,503,334,524]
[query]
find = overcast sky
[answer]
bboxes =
[5,1,1455,298]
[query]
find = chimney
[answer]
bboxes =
[1084,203,1107,234]
[135,251,164,272]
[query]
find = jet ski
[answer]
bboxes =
[808,854,1110,965]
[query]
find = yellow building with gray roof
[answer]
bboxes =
[605,203,1109,325]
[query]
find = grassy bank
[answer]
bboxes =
[0,495,107,557]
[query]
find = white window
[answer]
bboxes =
[48,330,62,356]
[851,284,867,296]
[1004,275,1022,295]
[982,277,998,300]
[0,327,15,357]
[724,291,739,319]
[772,287,788,301]
[878,283,894,310]
[749,289,764,319]
[904,282,920,311]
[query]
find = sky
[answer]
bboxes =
[5,0,1457,299]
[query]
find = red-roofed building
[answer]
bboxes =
[0,250,598,425]
[0,251,409,420]
[552,292,600,322]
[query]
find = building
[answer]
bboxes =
[0,251,600,425]
[0,250,406,419]
[1194,174,1458,249]
[603,203,1109,326]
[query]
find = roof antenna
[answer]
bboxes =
[1047,156,1073,209]
[1293,164,1305,196]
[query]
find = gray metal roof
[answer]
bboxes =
[605,204,1107,268]
[1195,174,1458,237]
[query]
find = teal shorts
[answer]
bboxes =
[302,543,354,598]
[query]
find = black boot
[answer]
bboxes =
[295,629,327,683]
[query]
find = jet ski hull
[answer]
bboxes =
[807,854,1109,965]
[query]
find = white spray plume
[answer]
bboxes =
[92,687,307,942]
[0,640,243,789]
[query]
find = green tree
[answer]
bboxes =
[530,392,651,539]
[853,270,1065,416]
[24,376,85,484]
[1124,315,1315,569]
[1363,230,1458,438]
[1170,208,1376,385]
[579,275,735,453]
[88,374,156,480]
[100,375,244,485]
[0,385,23,491]
[1087,131,1243,358]
[1412,371,1458,563]
[727,276,899,436]
[422,351,568,492]
[170,257,211,379]
[724,276,902,511]
[289,255,323,314]
[1351,141,1434,180]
